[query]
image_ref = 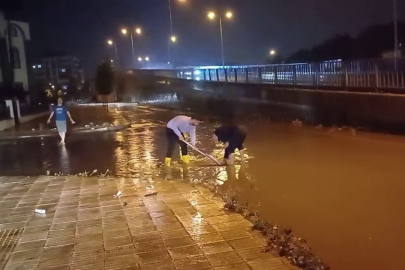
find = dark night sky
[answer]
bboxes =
[9,0,405,75]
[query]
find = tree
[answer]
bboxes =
[95,61,114,105]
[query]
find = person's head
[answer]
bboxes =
[190,116,202,126]
[57,98,63,106]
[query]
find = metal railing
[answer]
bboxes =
[140,58,405,90]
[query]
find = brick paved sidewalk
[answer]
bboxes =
[0,176,295,270]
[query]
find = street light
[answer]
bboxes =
[167,0,186,65]
[208,11,233,67]
[138,57,143,62]
[171,36,177,43]
[145,57,150,61]
[107,39,118,65]
[121,27,143,68]
[270,50,276,56]
[393,0,398,70]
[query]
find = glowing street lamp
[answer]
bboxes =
[107,39,118,65]
[171,36,177,43]
[167,0,186,65]
[145,56,150,62]
[207,11,233,67]
[270,50,276,56]
[121,27,143,67]
[138,57,143,62]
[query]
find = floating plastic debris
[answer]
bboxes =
[90,169,98,176]
[35,209,46,214]
[144,191,158,197]
[113,191,122,198]
[32,128,35,131]
[123,202,128,206]
[46,170,50,176]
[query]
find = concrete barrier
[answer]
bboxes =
[116,72,405,133]
[0,112,49,131]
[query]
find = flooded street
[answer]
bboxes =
[1,105,405,269]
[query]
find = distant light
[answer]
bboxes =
[61,69,66,72]
[111,60,113,62]
[107,40,113,45]
[32,65,36,69]
[145,57,150,61]
[121,29,127,35]
[167,62,171,64]
[208,12,215,19]
[49,83,52,86]
[194,70,201,75]
[225,11,233,19]
[171,36,177,42]
[270,50,276,56]
[196,77,200,81]
[138,57,142,62]
[38,65,42,68]
[62,85,67,90]
[135,28,142,35]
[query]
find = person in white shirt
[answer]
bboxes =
[165,115,202,166]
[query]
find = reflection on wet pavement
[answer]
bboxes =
[1,106,405,269]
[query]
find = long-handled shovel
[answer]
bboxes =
[183,141,221,165]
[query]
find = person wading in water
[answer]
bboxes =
[47,98,75,145]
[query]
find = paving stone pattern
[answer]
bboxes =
[0,176,295,270]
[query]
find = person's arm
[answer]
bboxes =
[189,128,196,146]
[167,121,184,140]
[47,111,54,124]
[67,111,75,123]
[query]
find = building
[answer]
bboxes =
[32,55,84,91]
[0,11,31,94]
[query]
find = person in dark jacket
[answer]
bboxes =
[213,124,247,165]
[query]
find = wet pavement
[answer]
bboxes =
[0,175,294,270]
[1,105,405,269]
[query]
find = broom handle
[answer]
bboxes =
[183,141,221,165]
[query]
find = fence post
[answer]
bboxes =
[274,66,278,84]
[293,65,297,85]
[216,69,219,82]
[245,68,249,83]
[234,69,238,83]
[258,67,263,84]
[344,65,348,90]
[208,69,212,81]
[224,69,228,82]
[314,64,319,89]
[374,64,379,91]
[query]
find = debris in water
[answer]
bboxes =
[35,209,46,214]
[315,125,323,130]
[123,202,128,206]
[292,119,303,126]
[85,125,90,128]
[90,169,98,176]
[144,191,158,197]
[46,170,50,176]
[113,191,122,198]
[32,128,35,131]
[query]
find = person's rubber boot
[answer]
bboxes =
[182,155,190,164]
[165,157,171,167]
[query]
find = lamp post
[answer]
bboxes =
[107,40,118,64]
[167,0,185,66]
[121,27,142,68]
[393,0,398,70]
[208,11,233,67]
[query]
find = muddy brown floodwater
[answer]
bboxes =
[1,105,405,270]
